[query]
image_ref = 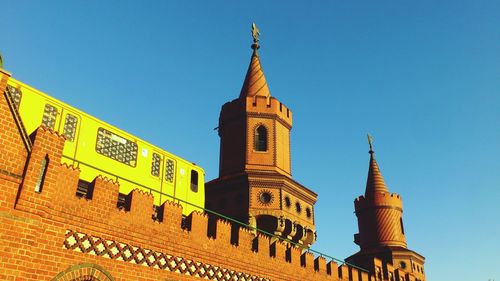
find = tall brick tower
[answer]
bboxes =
[206,24,317,247]
[346,136,426,281]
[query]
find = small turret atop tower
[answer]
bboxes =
[346,135,425,280]
[355,135,406,249]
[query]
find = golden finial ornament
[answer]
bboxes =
[251,23,260,43]
[251,23,261,52]
[367,134,374,154]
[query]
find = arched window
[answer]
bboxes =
[254,125,267,151]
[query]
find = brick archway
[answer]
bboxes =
[52,263,114,281]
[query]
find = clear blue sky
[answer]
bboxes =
[3,1,499,280]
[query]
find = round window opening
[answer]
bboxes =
[399,261,407,269]
[259,191,273,205]
[306,207,312,218]
[284,196,291,208]
[295,202,302,214]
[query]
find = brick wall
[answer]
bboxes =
[0,73,415,281]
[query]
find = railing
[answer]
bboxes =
[61,154,369,273]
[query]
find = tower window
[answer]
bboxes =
[400,217,405,234]
[254,125,268,151]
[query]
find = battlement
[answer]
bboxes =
[354,192,403,212]
[0,124,417,280]
[246,96,293,126]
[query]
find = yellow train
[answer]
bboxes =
[5,78,204,215]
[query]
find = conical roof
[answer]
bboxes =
[239,45,271,99]
[365,141,389,196]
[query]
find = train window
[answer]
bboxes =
[165,159,175,183]
[63,114,78,142]
[95,127,138,167]
[42,104,58,129]
[6,85,22,109]
[151,153,161,177]
[190,170,198,192]
[254,125,267,151]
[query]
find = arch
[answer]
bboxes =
[52,263,114,281]
[254,125,268,151]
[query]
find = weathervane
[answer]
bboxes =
[367,134,374,154]
[251,23,260,51]
[251,22,260,43]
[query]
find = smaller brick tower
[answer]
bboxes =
[206,24,317,247]
[346,136,425,281]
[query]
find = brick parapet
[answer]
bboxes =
[354,192,403,213]
[245,96,292,128]
[0,93,413,281]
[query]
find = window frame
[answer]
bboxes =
[254,125,268,152]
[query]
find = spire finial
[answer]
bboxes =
[251,22,260,52]
[367,134,374,155]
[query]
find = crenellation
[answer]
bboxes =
[161,199,184,229]
[338,264,349,280]
[314,256,325,272]
[246,96,293,125]
[327,260,338,277]
[302,251,315,270]
[350,267,360,281]
[215,217,232,244]
[127,188,155,223]
[237,225,254,252]
[90,176,120,212]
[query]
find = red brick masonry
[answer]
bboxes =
[0,70,414,281]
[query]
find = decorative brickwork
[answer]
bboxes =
[63,230,271,281]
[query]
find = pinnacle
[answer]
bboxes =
[365,152,389,196]
[239,49,271,99]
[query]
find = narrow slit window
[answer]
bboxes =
[400,217,405,235]
[151,153,161,177]
[63,114,78,142]
[254,125,267,151]
[190,170,199,192]
[42,104,58,129]
[35,155,49,193]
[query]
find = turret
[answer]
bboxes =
[354,136,406,249]
[346,135,426,281]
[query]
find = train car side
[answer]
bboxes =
[6,79,204,214]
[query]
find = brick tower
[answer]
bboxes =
[206,24,317,247]
[346,136,426,281]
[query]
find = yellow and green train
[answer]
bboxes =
[5,78,204,215]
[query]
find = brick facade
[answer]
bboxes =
[0,63,422,280]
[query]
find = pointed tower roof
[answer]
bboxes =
[239,23,270,99]
[365,135,389,196]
